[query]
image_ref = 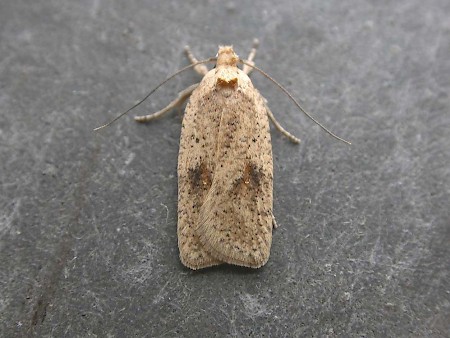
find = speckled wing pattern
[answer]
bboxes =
[177,65,273,269]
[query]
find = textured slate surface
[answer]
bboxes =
[1,0,449,336]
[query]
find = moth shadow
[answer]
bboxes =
[183,263,264,275]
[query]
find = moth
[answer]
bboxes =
[95,40,349,270]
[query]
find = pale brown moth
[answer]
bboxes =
[95,39,350,270]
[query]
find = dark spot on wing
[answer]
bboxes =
[247,162,264,187]
[232,161,265,196]
[188,161,212,193]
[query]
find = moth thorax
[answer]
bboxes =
[216,76,238,89]
[215,65,239,92]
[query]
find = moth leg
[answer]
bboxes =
[272,213,280,229]
[184,46,209,76]
[134,83,199,123]
[243,38,259,75]
[265,104,301,144]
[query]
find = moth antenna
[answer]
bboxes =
[94,57,217,131]
[239,59,351,145]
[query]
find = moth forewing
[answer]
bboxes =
[196,74,274,268]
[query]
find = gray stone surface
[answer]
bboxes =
[1,0,449,336]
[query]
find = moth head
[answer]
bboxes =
[216,46,239,67]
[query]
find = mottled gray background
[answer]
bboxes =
[1,0,449,337]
